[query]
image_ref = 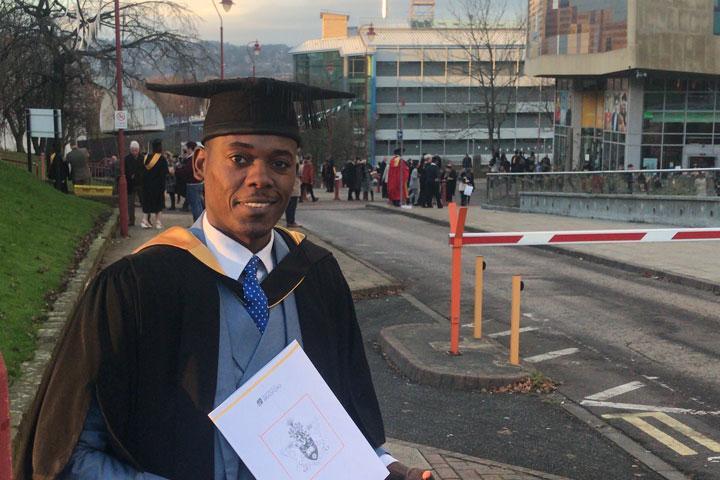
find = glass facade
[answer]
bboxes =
[642,78,720,169]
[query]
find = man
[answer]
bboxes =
[48,143,69,193]
[300,155,318,202]
[66,141,91,185]
[15,78,431,480]
[377,157,388,198]
[124,140,144,226]
[421,155,440,208]
[140,139,169,229]
[182,141,205,220]
[385,148,408,207]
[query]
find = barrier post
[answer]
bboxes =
[334,179,341,201]
[0,354,12,480]
[473,256,485,339]
[449,203,468,355]
[509,275,522,365]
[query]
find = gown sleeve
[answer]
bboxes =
[60,397,167,480]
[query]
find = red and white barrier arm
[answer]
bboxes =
[449,228,720,247]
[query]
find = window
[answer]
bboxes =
[446,114,469,129]
[377,114,398,130]
[422,114,444,129]
[446,88,468,103]
[399,62,421,76]
[715,0,720,35]
[398,87,420,103]
[447,62,469,76]
[376,88,397,103]
[424,62,445,76]
[377,62,397,77]
[423,88,445,103]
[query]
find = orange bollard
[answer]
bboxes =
[334,179,341,201]
[509,275,522,365]
[473,256,485,339]
[449,203,468,356]
[0,354,12,480]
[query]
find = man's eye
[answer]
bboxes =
[230,154,250,165]
[272,159,291,169]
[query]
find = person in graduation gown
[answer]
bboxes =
[386,149,408,207]
[140,138,169,229]
[14,77,432,480]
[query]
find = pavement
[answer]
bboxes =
[365,196,720,293]
[100,204,573,480]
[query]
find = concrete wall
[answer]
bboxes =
[636,0,720,75]
[527,0,720,77]
[520,192,720,227]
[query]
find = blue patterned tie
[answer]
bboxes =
[241,256,269,333]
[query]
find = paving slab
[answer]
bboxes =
[384,438,571,480]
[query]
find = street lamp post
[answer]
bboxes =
[247,40,261,77]
[212,0,235,79]
[114,0,128,237]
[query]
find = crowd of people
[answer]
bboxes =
[121,138,204,229]
[316,150,476,208]
[489,149,552,173]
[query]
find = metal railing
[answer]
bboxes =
[485,168,720,208]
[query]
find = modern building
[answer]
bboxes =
[527,0,720,171]
[291,12,554,164]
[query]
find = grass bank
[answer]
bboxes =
[0,161,110,379]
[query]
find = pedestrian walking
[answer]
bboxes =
[15,76,432,480]
[359,159,373,201]
[408,159,420,206]
[300,155,317,202]
[165,151,177,210]
[343,159,360,200]
[387,149,409,207]
[123,141,144,225]
[285,161,302,228]
[140,138,169,229]
[183,141,205,221]
[66,141,91,185]
[48,144,69,193]
[378,157,388,198]
[445,164,457,204]
[459,167,475,206]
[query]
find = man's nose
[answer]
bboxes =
[245,159,273,187]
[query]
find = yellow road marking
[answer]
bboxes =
[652,412,720,453]
[603,412,720,456]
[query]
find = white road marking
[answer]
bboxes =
[524,348,579,363]
[585,381,646,401]
[487,327,539,338]
[582,400,720,416]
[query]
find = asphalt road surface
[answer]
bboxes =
[300,204,720,480]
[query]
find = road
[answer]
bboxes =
[299,204,720,480]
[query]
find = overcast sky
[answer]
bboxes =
[185,0,525,47]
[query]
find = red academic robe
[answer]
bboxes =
[386,155,409,202]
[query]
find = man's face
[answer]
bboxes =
[130,146,140,156]
[195,134,297,250]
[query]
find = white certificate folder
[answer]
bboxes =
[209,340,389,480]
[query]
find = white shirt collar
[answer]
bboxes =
[202,213,275,280]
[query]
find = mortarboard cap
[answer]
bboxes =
[145,77,354,145]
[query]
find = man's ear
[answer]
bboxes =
[193,147,206,181]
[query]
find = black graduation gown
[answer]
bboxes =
[14,228,385,480]
[141,155,168,213]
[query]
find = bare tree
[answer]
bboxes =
[0,0,205,152]
[445,0,527,152]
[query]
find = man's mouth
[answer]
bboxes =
[235,199,278,209]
